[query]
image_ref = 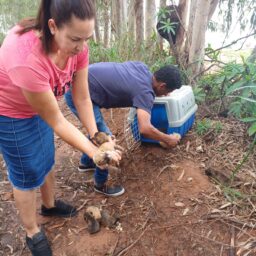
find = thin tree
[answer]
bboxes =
[165,0,219,82]
[120,0,127,36]
[128,0,136,39]
[158,0,167,50]
[103,0,110,47]
[111,0,118,40]
[94,0,101,43]
[134,0,144,46]
[145,0,156,41]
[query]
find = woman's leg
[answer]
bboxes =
[40,170,55,208]
[13,188,39,237]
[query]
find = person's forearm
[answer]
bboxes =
[75,98,98,138]
[53,114,97,158]
[140,125,171,143]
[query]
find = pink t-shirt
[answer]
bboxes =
[0,25,89,118]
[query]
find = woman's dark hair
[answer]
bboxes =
[18,0,95,53]
[154,65,182,90]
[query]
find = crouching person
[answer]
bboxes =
[65,61,182,197]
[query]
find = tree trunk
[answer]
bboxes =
[158,0,166,50]
[93,0,101,43]
[134,0,144,46]
[94,13,101,43]
[103,0,110,47]
[116,0,122,38]
[111,0,117,40]
[120,0,127,35]
[188,0,211,75]
[128,0,136,39]
[176,0,189,55]
[173,0,219,82]
[145,0,156,41]
[208,0,219,21]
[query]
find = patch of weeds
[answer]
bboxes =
[196,119,212,135]
[214,121,223,134]
[223,186,244,202]
[196,119,223,135]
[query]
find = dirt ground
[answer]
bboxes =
[1,99,256,256]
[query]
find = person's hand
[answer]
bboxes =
[160,133,181,148]
[91,132,123,169]
[93,147,122,169]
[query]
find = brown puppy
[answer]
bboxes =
[92,132,124,167]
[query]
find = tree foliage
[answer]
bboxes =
[219,0,256,33]
[0,0,40,43]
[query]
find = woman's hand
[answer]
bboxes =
[91,132,123,169]
[93,148,122,169]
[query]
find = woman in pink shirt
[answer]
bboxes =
[0,0,120,255]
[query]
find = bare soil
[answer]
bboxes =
[1,100,256,256]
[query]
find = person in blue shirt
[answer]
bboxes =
[65,61,182,197]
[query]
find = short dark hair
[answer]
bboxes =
[154,65,182,90]
[18,0,95,53]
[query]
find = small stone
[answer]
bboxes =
[175,202,185,207]
[196,145,204,153]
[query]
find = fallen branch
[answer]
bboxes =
[110,236,120,255]
[157,165,174,178]
[115,224,151,256]
[203,213,256,229]
[77,199,91,212]
[229,207,236,256]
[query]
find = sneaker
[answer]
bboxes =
[41,200,77,218]
[26,230,52,256]
[78,163,96,172]
[94,184,125,197]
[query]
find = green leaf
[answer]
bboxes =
[228,96,256,103]
[248,122,256,136]
[227,84,256,95]
[225,80,245,95]
[240,117,256,123]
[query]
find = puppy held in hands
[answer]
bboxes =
[92,132,124,151]
[92,132,124,168]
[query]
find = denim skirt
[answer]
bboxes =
[0,115,55,190]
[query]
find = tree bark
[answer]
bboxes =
[111,0,117,40]
[94,12,101,43]
[158,0,167,50]
[128,0,136,39]
[103,0,110,47]
[93,0,101,43]
[188,0,212,76]
[134,0,144,46]
[174,0,218,81]
[175,0,189,54]
[145,0,156,41]
[208,0,219,22]
[120,0,127,35]
[116,0,122,38]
